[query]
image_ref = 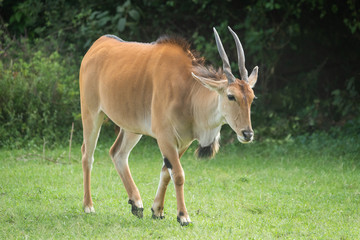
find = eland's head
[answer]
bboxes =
[192,26,258,143]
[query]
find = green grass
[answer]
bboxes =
[1,134,359,239]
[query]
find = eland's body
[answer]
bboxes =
[80,27,259,225]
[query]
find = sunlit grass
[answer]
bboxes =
[0,134,359,239]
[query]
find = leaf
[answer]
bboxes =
[89,11,100,20]
[117,18,126,32]
[10,12,22,24]
[128,9,140,21]
[97,11,109,19]
[15,11,22,22]
[98,16,111,27]
[123,0,131,8]
[117,6,124,13]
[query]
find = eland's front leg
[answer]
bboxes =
[110,129,144,218]
[151,148,189,220]
[156,139,192,226]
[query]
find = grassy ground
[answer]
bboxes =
[0,133,359,239]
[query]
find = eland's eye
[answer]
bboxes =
[227,95,236,101]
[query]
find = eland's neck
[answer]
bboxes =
[191,84,224,147]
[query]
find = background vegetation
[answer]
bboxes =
[1,0,360,146]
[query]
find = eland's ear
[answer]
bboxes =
[191,72,227,92]
[248,66,258,88]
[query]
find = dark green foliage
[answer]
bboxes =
[0,40,80,147]
[0,0,359,147]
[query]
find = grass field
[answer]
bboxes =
[1,133,359,239]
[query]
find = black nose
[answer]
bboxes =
[242,130,253,141]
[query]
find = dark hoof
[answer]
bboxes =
[151,208,165,219]
[128,200,143,218]
[177,216,192,226]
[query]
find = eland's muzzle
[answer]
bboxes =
[242,130,253,141]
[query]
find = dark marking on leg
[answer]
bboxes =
[177,211,184,224]
[163,157,172,169]
[151,207,165,219]
[177,211,190,226]
[128,199,144,218]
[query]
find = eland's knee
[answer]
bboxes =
[173,171,185,186]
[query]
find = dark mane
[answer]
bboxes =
[156,35,223,81]
[156,35,190,52]
[193,65,224,81]
[156,35,205,66]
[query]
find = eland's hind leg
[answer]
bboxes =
[81,109,105,213]
[109,128,143,218]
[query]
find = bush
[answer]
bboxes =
[0,47,80,147]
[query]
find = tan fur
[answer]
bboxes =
[79,33,258,225]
